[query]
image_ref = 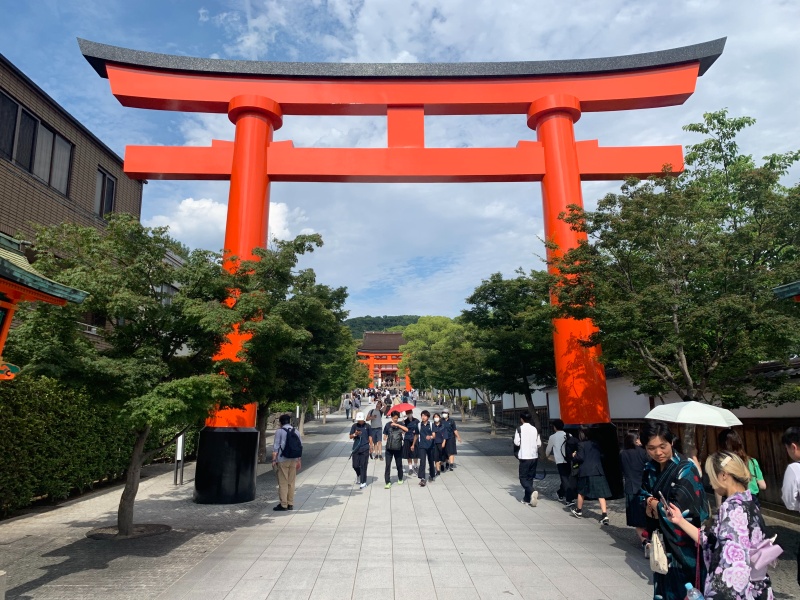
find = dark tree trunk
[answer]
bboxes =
[257,405,269,463]
[117,425,151,537]
[523,387,536,414]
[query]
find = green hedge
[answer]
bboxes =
[0,377,134,515]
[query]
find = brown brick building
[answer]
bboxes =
[0,52,142,241]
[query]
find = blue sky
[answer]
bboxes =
[3,0,800,318]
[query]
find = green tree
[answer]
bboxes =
[219,235,354,455]
[7,215,235,536]
[552,110,800,411]
[400,317,497,432]
[461,270,556,414]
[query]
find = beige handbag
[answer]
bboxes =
[650,530,669,574]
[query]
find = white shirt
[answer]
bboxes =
[782,462,800,511]
[514,423,541,460]
[545,430,567,464]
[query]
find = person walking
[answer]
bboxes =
[666,451,775,600]
[570,427,611,525]
[343,396,353,421]
[349,412,374,489]
[441,410,462,471]
[638,421,708,600]
[383,410,407,488]
[514,412,540,507]
[271,414,302,511]
[432,412,449,475]
[403,409,420,476]
[717,428,766,507]
[781,426,800,586]
[417,410,436,486]
[545,419,569,503]
[367,401,384,460]
[620,432,648,551]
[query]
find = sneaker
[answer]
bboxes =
[359,482,367,489]
[555,493,564,502]
[397,479,404,485]
[419,480,426,487]
[379,455,384,461]
[273,504,288,511]
[384,482,392,489]
[600,515,609,526]
[288,505,293,510]
[571,508,583,519]
[520,499,531,506]
[530,491,538,507]
[355,478,360,485]
[565,500,576,508]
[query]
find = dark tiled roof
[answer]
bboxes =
[774,281,800,300]
[358,332,406,352]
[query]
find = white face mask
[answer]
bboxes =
[434,418,440,423]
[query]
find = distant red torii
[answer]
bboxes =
[80,37,725,503]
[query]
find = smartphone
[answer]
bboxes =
[658,491,672,516]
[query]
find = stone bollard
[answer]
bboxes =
[0,569,6,599]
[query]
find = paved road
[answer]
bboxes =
[0,407,796,599]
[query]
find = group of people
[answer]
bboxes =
[342,388,420,421]
[348,403,461,489]
[273,400,799,599]
[538,415,788,600]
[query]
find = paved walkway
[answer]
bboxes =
[0,407,797,599]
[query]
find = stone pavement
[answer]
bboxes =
[0,407,797,599]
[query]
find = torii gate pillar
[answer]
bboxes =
[528,95,610,425]
[193,95,283,504]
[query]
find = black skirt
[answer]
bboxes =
[445,437,457,456]
[577,475,611,500]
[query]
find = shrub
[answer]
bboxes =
[0,377,133,515]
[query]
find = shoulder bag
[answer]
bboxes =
[649,530,669,574]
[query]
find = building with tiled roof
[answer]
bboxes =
[357,332,410,389]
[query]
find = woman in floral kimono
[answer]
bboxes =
[667,451,774,600]
[639,421,709,600]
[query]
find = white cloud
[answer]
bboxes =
[144,197,310,251]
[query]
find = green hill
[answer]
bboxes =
[344,315,420,340]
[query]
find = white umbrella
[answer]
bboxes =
[645,401,742,427]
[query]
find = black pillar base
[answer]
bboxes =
[193,427,259,504]
[565,422,624,500]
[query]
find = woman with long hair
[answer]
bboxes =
[718,428,766,506]
[638,421,709,600]
[666,451,774,600]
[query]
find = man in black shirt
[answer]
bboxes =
[349,412,374,488]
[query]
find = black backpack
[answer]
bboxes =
[563,432,579,469]
[386,426,404,451]
[282,426,303,459]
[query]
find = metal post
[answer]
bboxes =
[174,433,185,485]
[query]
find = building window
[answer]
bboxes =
[95,168,116,217]
[0,90,73,195]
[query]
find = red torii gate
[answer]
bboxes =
[80,37,724,503]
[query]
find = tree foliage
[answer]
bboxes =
[552,110,800,408]
[461,270,556,412]
[344,314,420,340]
[6,215,236,535]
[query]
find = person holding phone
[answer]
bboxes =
[638,421,708,600]
[349,413,374,489]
